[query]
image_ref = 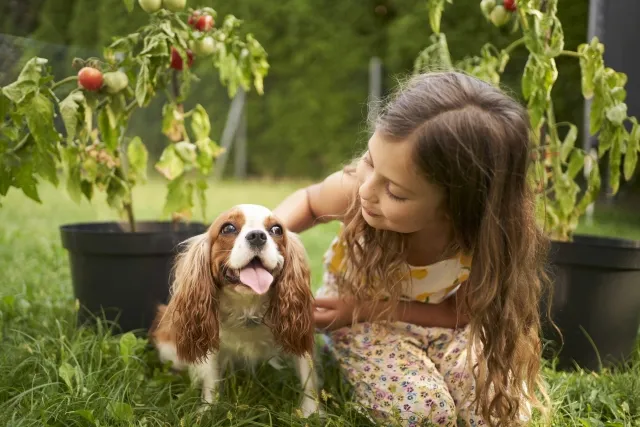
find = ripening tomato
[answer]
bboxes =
[102,71,129,94]
[138,0,162,13]
[490,5,511,27]
[78,67,103,91]
[190,36,215,56]
[170,47,194,70]
[195,15,214,32]
[162,0,186,12]
[503,0,517,12]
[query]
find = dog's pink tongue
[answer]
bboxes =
[239,265,274,294]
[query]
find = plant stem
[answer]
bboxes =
[8,134,30,154]
[51,75,78,91]
[125,100,138,115]
[504,37,525,55]
[124,201,136,232]
[560,50,582,59]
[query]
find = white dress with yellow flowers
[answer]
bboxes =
[317,232,472,304]
[316,230,491,427]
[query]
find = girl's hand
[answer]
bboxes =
[313,297,359,331]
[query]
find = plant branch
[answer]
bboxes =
[504,37,525,55]
[560,50,582,59]
[51,75,78,91]
[8,134,30,154]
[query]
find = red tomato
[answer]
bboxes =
[78,67,103,91]
[170,47,194,71]
[195,15,214,32]
[503,0,516,12]
[188,10,201,26]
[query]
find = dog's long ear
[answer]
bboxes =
[167,233,219,363]
[266,232,314,356]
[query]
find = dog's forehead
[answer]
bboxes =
[237,204,273,229]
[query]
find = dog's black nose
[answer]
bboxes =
[246,230,267,248]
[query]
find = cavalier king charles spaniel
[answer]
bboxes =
[150,204,320,417]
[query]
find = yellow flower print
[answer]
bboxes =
[328,240,346,274]
[410,268,429,280]
[459,253,473,268]
[415,292,432,303]
[458,271,470,283]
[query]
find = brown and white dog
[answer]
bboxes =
[150,204,320,417]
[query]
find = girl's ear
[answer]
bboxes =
[265,232,314,356]
[167,233,219,363]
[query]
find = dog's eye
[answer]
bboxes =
[269,224,283,236]
[221,223,237,234]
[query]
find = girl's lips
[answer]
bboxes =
[362,205,381,217]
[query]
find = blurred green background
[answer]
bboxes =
[1,0,590,179]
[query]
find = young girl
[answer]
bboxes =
[274,71,549,426]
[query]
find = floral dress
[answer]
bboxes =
[317,231,486,427]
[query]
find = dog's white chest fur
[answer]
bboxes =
[217,289,279,362]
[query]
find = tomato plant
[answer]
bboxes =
[138,0,162,13]
[0,0,269,230]
[419,0,639,240]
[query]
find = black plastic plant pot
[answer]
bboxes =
[542,234,640,371]
[60,221,207,334]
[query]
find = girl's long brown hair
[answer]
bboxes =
[339,72,551,426]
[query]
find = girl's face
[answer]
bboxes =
[355,131,448,234]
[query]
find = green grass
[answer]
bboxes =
[1,181,639,426]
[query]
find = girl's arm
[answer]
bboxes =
[274,170,357,233]
[315,286,470,330]
[394,292,470,329]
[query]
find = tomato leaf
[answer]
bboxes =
[624,119,639,181]
[98,109,119,152]
[175,141,197,164]
[24,94,58,148]
[123,0,134,13]
[127,137,148,183]
[196,138,223,174]
[522,55,536,101]
[59,91,84,142]
[609,128,624,194]
[427,0,447,34]
[190,104,211,142]
[15,164,41,203]
[105,170,127,212]
[163,175,194,217]
[155,145,184,180]
[2,80,38,105]
[567,149,585,179]
[605,103,627,126]
[560,124,578,162]
[162,103,183,142]
[196,178,208,221]
[135,63,150,107]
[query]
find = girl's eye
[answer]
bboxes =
[362,153,373,167]
[386,186,407,202]
[221,223,237,234]
[269,224,283,236]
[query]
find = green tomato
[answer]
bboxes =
[138,0,162,13]
[162,0,186,12]
[191,36,216,56]
[102,71,129,94]
[490,5,511,27]
[480,0,496,16]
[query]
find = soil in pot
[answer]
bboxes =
[60,221,207,334]
[543,234,640,371]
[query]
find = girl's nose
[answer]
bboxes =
[359,172,379,203]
